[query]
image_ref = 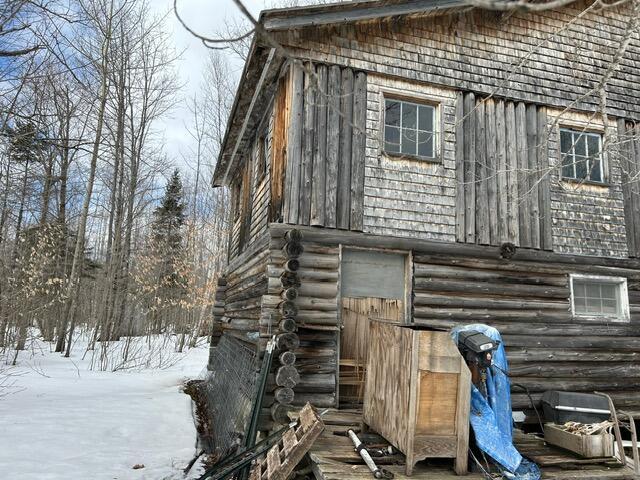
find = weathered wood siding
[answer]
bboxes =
[455,94,552,249]
[229,105,274,260]
[267,224,640,414]
[364,76,457,241]
[617,120,640,258]
[273,2,640,121]
[548,110,628,258]
[217,236,270,342]
[281,63,367,231]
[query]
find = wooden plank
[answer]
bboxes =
[284,64,304,224]
[269,70,290,223]
[350,71,367,231]
[311,64,328,227]
[300,62,315,225]
[325,65,341,229]
[485,98,499,244]
[516,102,531,247]
[495,99,508,243]
[455,356,471,475]
[266,444,282,479]
[526,103,540,249]
[537,106,552,250]
[475,99,489,244]
[505,101,520,245]
[463,93,476,243]
[618,119,637,257]
[337,68,354,230]
[455,91,465,242]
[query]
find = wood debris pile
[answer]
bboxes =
[557,421,614,436]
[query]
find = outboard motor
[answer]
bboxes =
[456,330,500,399]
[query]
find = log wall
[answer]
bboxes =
[281,63,367,231]
[265,224,640,414]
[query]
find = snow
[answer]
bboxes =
[0,333,209,480]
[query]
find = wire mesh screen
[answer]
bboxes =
[200,333,259,462]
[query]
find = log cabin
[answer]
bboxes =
[209,0,640,456]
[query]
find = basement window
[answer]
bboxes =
[384,98,437,160]
[560,128,605,183]
[570,275,629,321]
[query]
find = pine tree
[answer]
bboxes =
[146,169,187,332]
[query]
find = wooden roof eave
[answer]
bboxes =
[260,0,470,31]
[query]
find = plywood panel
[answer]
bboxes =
[416,372,458,436]
[341,249,406,299]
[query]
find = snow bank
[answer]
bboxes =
[0,334,209,479]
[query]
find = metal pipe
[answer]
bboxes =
[347,429,394,479]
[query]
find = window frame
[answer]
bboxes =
[569,274,630,322]
[380,92,441,163]
[559,127,608,186]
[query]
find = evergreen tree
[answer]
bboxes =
[145,169,188,331]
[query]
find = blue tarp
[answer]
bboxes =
[451,324,541,480]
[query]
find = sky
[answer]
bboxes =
[151,0,265,168]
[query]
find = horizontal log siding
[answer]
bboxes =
[217,237,270,343]
[548,110,628,258]
[364,76,457,241]
[273,2,640,121]
[413,253,640,410]
[269,223,640,413]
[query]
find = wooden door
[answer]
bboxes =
[339,250,407,406]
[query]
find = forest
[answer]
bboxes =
[0,0,239,370]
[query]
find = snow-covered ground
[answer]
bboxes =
[0,333,209,480]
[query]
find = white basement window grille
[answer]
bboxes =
[560,128,604,183]
[570,275,629,321]
[384,98,436,159]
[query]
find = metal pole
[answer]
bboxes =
[347,429,394,479]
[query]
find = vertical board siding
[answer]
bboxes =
[457,94,551,249]
[270,71,290,223]
[282,63,366,231]
[617,120,640,257]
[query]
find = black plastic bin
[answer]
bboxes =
[541,391,611,424]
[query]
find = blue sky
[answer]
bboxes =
[152,0,264,166]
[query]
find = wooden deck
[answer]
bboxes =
[309,409,639,480]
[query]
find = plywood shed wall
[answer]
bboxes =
[279,62,367,231]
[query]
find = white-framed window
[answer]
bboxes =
[569,274,629,321]
[383,97,438,160]
[560,128,605,183]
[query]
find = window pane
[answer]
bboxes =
[562,154,575,178]
[560,130,573,155]
[574,282,587,297]
[401,127,417,155]
[602,299,618,314]
[574,296,587,313]
[384,125,400,153]
[586,283,600,298]
[385,100,401,127]
[589,157,602,182]
[575,156,588,179]
[586,296,602,313]
[418,131,434,158]
[402,102,417,129]
[418,105,434,132]
[587,134,600,157]
[601,284,617,299]
[574,134,587,157]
